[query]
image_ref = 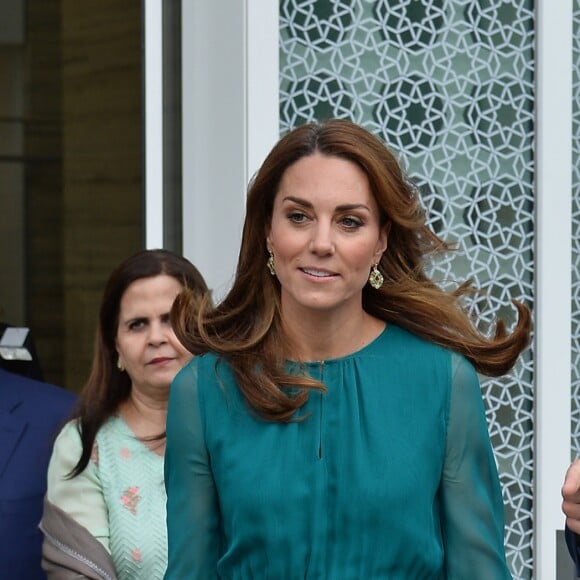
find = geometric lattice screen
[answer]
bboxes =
[573,2,580,466]
[280,2,535,577]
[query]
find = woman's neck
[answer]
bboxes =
[119,390,168,454]
[281,309,385,362]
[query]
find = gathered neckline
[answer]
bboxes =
[294,323,390,366]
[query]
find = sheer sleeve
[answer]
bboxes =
[441,353,512,579]
[164,360,220,580]
[45,420,110,551]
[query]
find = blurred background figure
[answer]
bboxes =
[40,249,210,580]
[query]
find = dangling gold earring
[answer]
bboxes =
[117,357,125,372]
[368,264,384,289]
[267,249,276,276]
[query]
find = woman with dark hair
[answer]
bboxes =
[164,119,531,578]
[40,249,210,580]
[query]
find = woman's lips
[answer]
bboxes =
[148,357,174,365]
[300,267,337,278]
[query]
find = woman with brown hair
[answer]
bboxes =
[164,119,530,579]
[40,249,210,580]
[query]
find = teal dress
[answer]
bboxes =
[164,325,512,579]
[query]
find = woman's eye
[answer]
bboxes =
[288,211,308,223]
[128,319,146,331]
[341,216,362,228]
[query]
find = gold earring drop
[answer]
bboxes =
[369,264,384,289]
[267,250,276,276]
[117,358,125,372]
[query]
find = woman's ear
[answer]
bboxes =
[375,222,391,261]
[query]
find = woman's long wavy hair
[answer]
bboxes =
[69,249,210,477]
[172,119,532,422]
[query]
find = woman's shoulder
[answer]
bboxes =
[53,418,82,449]
[175,352,234,384]
[386,326,479,388]
[380,323,452,358]
[47,420,85,488]
[171,353,240,412]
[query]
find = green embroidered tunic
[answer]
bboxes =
[47,416,167,580]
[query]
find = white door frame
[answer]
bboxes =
[143,0,164,249]
[535,0,573,577]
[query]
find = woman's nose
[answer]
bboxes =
[309,223,335,255]
[148,321,168,344]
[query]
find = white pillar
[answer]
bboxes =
[246,0,280,179]
[535,0,573,576]
[181,0,278,300]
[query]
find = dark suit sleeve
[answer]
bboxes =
[0,369,76,580]
[566,526,580,577]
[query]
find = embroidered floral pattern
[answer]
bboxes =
[121,486,141,515]
[120,447,131,459]
[131,547,142,562]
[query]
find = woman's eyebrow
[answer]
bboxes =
[281,195,312,208]
[282,196,370,213]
